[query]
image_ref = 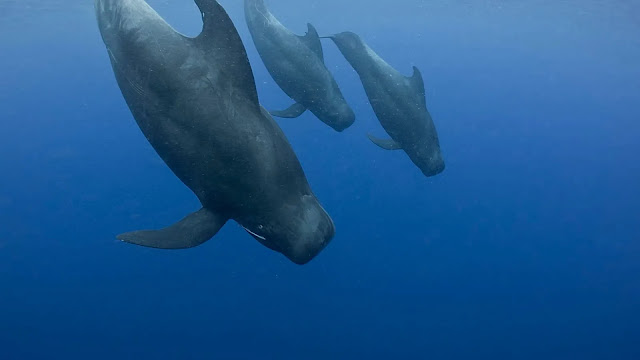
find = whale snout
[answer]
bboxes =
[282,196,335,265]
[285,229,332,265]
[319,104,355,132]
[328,114,355,132]
[242,195,335,264]
[419,152,445,177]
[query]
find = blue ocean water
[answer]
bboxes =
[1,0,639,358]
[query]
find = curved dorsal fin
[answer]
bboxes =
[408,66,427,108]
[298,23,325,62]
[193,0,259,105]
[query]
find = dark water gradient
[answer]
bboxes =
[0,0,638,358]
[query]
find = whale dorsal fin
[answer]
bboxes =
[408,66,427,108]
[193,0,259,105]
[298,23,325,63]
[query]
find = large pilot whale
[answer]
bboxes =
[95,0,335,264]
[244,0,355,132]
[326,31,445,177]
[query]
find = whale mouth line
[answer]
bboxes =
[242,226,266,241]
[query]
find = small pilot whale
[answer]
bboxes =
[95,0,335,264]
[326,31,445,177]
[244,0,355,132]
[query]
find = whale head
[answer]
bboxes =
[325,31,364,50]
[407,134,446,177]
[240,194,335,265]
[313,96,355,132]
[324,31,367,62]
[416,149,445,177]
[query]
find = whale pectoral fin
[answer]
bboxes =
[117,208,227,249]
[194,0,259,105]
[408,66,427,108]
[298,23,325,62]
[269,103,307,118]
[367,133,402,150]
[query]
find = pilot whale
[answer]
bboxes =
[326,31,445,177]
[95,0,335,264]
[244,0,355,132]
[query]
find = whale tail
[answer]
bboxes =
[117,208,227,249]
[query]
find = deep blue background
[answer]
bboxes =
[1,0,639,358]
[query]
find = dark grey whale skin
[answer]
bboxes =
[328,32,445,177]
[244,0,354,132]
[95,0,335,264]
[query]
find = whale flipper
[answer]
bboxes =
[298,23,324,62]
[195,0,259,104]
[117,208,227,249]
[270,103,307,118]
[367,133,402,150]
